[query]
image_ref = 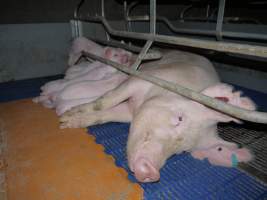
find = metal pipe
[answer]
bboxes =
[126,1,139,32]
[131,40,154,70]
[76,16,267,58]
[179,5,193,22]
[101,0,105,17]
[215,0,226,41]
[123,1,128,31]
[82,50,267,124]
[150,0,156,35]
[74,0,85,18]
[100,0,110,41]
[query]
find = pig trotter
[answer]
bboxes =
[60,112,98,128]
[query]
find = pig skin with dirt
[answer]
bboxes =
[60,50,256,183]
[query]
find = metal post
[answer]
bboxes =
[123,1,128,31]
[216,0,226,41]
[101,0,110,41]
[150,0,156,35]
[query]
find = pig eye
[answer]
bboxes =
[217,147,222,151]
[178,116,183,122]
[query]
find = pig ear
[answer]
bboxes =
[202,83,256,123]
[104,47,112,59]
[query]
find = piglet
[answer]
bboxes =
[34,47,133,110]
[68,36,104,66]
[191,144,253,167]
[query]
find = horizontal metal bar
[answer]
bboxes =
[87,37,161,60]
[127,15,267,41]
[76,16,267,58]
[82,50,267,124]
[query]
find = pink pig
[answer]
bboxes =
[191,144,253,167]
[60,50,255,183]
[33,46,133,109]
[67,36,104,66]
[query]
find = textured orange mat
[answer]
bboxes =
[0,99,142,200]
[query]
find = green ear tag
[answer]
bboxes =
[231,154,238,167]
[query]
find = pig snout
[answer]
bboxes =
[131,157,160,182]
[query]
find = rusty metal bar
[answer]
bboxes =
[82,50,267,124]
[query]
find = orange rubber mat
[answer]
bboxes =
[0,99,142,200]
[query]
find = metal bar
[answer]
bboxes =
[150,0,156,34]
[101,0,105,17]
[131,40,154,70]
[180,5,193,22]
[77,16,267,58]
[126,1,139,32]
[123,1,128,31]
[86,37,162,60]
[100,0,110,41]
[215,0,226,41]
[74,0,85,18]
[82,50,267,124]
[127,15,267,41]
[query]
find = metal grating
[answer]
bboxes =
[218,122,267,184]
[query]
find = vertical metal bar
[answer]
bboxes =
[126,1,138,32]
[150,0,156,35]
[216,0,226,41]
[123,1,128,31]
[101,0,105,17]
[101,0,110,41]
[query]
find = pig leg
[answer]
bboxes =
[65,64,116,83]
[57,74,126,101]
[33,94,54,108]
[40,79,66,94]
[56,97,98,116]
[60,102,132,128]
[60,80,133,128]
[65,62,103,80]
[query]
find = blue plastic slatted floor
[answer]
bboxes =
[1,76,267,200]
[89,122,267,200]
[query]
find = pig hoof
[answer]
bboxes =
[32,97,39,103]
[60,113,89,128]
